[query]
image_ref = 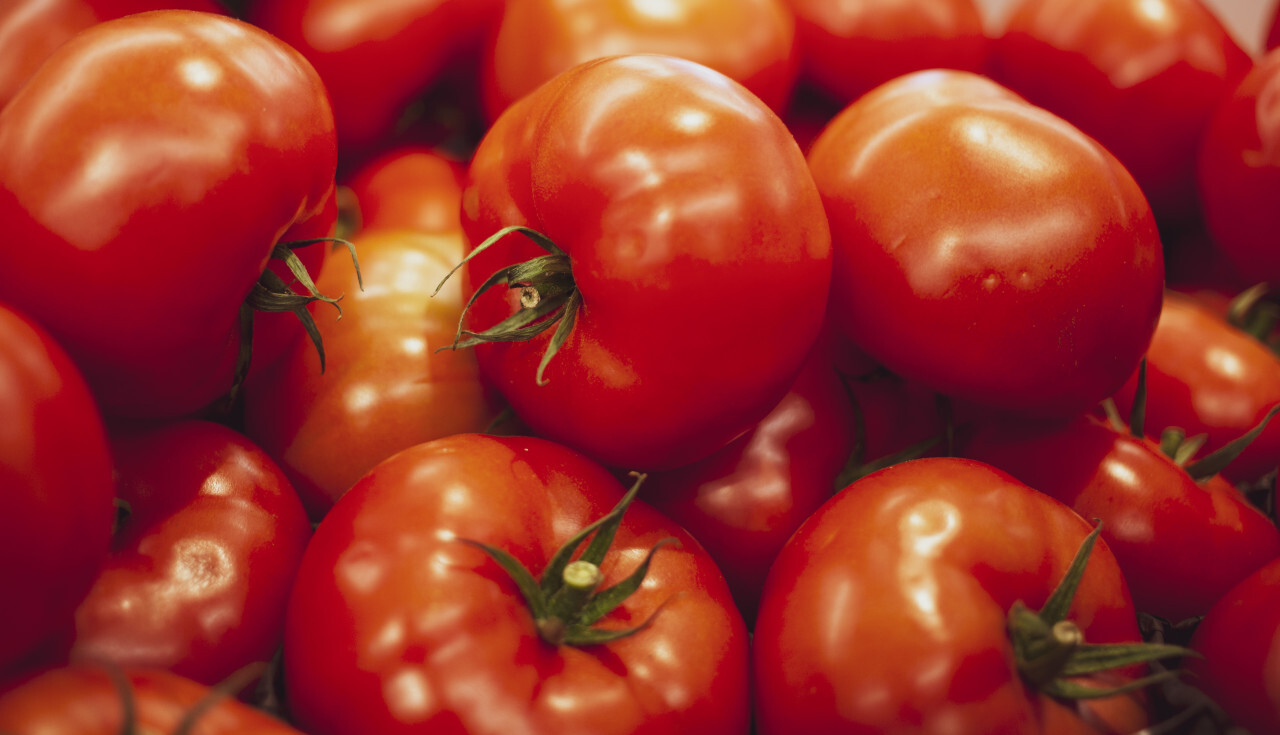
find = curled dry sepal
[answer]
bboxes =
[1007,522,1195,701]
[459,472,681,647]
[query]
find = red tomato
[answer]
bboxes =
[1198,46,1280,282]
[58,420,311,687]
[250,0,500,155]
[461,54,832,470]
[989,0,1251,227]
[960,413,1280,622]
[753,457,1151,734]
[1112,290,1280,486]
[242,228,498,519]
[784,0,987,105]
[0,303,114,676]
[479,0,799,123]
[0,664,305,734]
[283,433,749,734]
[1187,556,1280,734]
[0,0,227,110]
[341,146,468,236]
[809,69,1164,418]
[640,346,856,623]
[0,10,337,420]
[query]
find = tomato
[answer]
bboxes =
[0,10,337,420]
[341,146,468,237]
[1187,556,1280,734]
[640,345,856,624]
[753,457,1153,734]
[1111,290,1280,486]
[242,228,498,519]
[479,0,799,123]
[0,664,305,734]
[784,0,986,105]
[250,0,500,156]
[988,0,1251,228]
[283,433,749,734]
[809,69,1164,418]
[460,54,832,470]
[959,413,1280,623]
[0,302,114,676]
[52,420,310,687]
[1198,46,1280,283]
[0,0,227,111]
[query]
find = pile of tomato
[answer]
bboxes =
[3,0,1280,732]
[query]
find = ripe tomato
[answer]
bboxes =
[242,228,498,519]
[1187,557,1280,734]
[0,302,114,676]
[283,433,749,734]
[341,145,468,236]
[0,0,227,110]
[1111,290,1280,486]
[753,457,1152,734]
[988,0,1251,227]
[0,10,337,420]
[60,420,311,687]
[959,413,1280,623]
[809,69,1163,418]
[784,0,987,105]
[250,0,500,156]
[479,0,798,123]
[460,54,832,470]
[640,346,856,624]
[1198,46,1280,282]
[0,664,305,734]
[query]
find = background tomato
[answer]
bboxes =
[341,146,468,236]
[809,69,1164,418]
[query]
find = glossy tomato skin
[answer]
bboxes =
[479,0,798,123]
[1198,46,1280,282]
[1188,557,1280,734]
[0,10,337,420]
[250,0,500,155]
[989,0,1251,227]
[0,665,306,734]
[0,303,114,676]
[785,0,986,105]
[60,420,311,686]
[284,433,749,735]
[242,228,498,519]
[1112,290,1280,486]
[462,54,832,470]
[960,414,1280,623]
[753,457,1148,734]
[0,0,227,110]
[809,69,1164,418]
[342,146,468,236]
[640,346,856,624]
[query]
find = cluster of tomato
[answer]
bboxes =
[3,0,1280,732]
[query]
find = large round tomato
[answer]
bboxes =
[461,54,832,470]
[0,10,337,419]
[809,69,1164,418]
[283,433,749,734]
[753,457,1151,734]
[0,0,227,111]
[479,0,798,123]
[61,419,311,686]
[0,302,114,676]
[242,228,498,519]
[988,0,1251,227]
[1198,46,1280,283]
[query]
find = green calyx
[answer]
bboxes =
[460,472,679,648]
[433,225,579,386]
[1008,522,1195,700]
[86,661,268,735]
